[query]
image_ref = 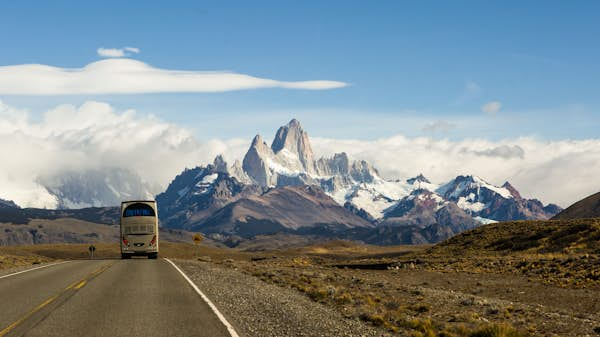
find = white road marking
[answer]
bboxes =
[164,258,240,337]
[0,261,71,280]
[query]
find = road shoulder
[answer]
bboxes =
[175,259,391,337]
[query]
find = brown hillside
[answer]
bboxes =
[428,218,600,256]
[552,191,600,220]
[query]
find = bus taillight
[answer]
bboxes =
[149,235,156,246]
[122,237,129,246]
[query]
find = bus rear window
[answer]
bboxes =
[123,203,155,217]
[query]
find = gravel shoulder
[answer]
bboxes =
[176,259,392,337]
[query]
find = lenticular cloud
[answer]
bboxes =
[0,59,347,95]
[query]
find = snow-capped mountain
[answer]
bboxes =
[239,119,561,223]
[242,119,431,219]
[37,168,155,209]
[382,188,479,233]
[198,185,373,238]
[436,175,560,221]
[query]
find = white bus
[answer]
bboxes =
[120,200,159,259]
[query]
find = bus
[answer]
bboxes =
[120,200,159,259]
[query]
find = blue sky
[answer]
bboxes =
[1,0,599,140]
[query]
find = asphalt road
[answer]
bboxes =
[0,259,235,337]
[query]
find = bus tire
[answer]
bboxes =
[121,254,131,259]
[148,253,158,259]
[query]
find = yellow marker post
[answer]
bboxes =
[192,233,203,257]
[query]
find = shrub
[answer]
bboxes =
[469,324,525,337]
[359,313,385,326]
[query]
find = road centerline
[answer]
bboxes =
[0,260,116,337]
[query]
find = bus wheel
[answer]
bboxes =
[148,253,158,259]
[121,254,131,259]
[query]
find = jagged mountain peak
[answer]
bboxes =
[350,160,379,182]
[407,174,431,185]
[288,118,302,127]
[437,174,513,200]
[333,152,349,160]
[270,118,316,174]
[213,154,228,173]
[502,181,522,199]
[271,118,308,152]
[250,134,269,149]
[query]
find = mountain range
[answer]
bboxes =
[153,119,561,245]
[0,119,563,246]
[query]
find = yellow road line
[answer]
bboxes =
[0,261,115,336]
[65,280,79,290]
[0,295,58,337]
[74,280,87,289]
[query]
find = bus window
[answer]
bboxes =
[123,203,156,217]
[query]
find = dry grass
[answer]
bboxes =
[409,218,600,288]
[228,253,533,336]
[0,252,53,270]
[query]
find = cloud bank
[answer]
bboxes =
[0,100,598,208]
[0,100,246,208]
[0,59,348,95]
[97,46,140,58]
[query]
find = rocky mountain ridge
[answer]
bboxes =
[238,119,560,222]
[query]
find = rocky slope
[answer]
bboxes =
[155,156,263,230]
[196,185,374,238]
[382,188,479,234]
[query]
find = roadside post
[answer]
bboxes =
[192,233,203,258]
[88,245,96,259]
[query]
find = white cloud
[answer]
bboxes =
[123,46,140,53]
[0,100,248,208]
[0,59,348,95]
[97,46,140,58]
[482,101,502,114]
[311,135,600,207]
[421,120,456,133]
